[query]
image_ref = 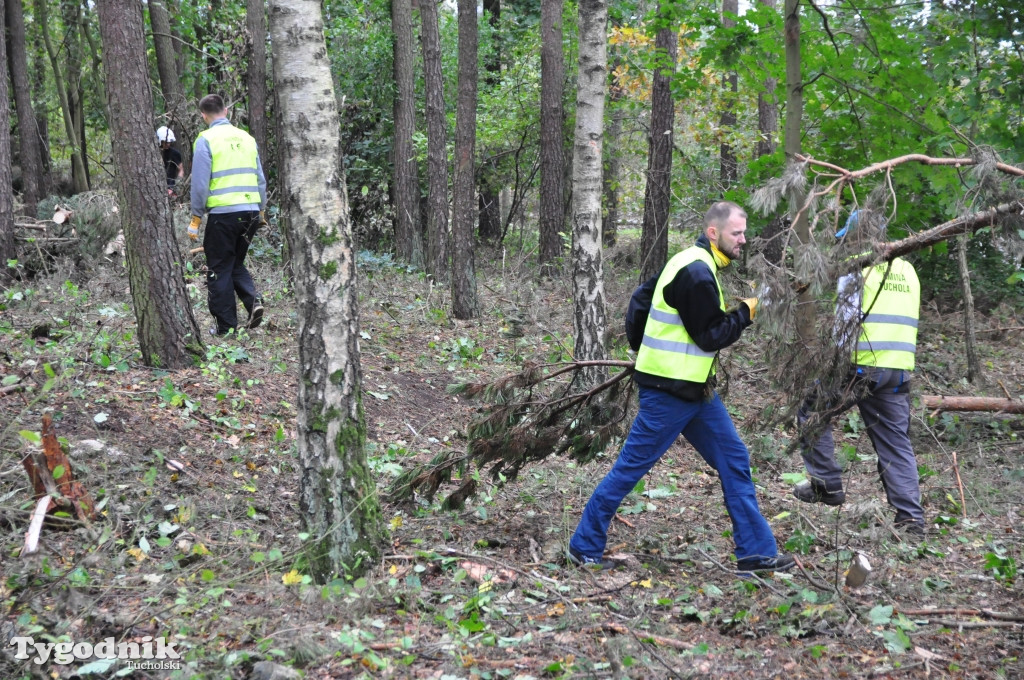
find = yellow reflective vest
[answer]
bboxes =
[635,246,724,383]
[854,257,919,370]
[197,124,260,209]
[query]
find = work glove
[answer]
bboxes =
[188,216,201,241]
[259,210,269,228]
[742,297,758,320]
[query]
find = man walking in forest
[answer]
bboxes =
[793,210,926,537]
[157,126,184,196]
[189,94,266,336]
[569,201,795,575]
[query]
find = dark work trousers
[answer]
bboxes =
[798,366,924,526]
[204,211,260,334]
[570,386,780,563]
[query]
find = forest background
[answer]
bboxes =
[1,0,1022,678]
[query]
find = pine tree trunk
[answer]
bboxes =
[392,0,423,267]
[719,0,737,186]
[269,0,386,581]
[419,0,449,282]
[29,20,51,196]
[245,0,268,159]
[538,0,565,276]
[95,0,202,368]
[784,0,812,343]
[35,0,87,194]
[451,0,479,319]
[80,7,110,128]
[6,0,42,216]
[639,18,675,283]
[957,235,982,383]
[61,0,89,188]
[0,0,15,267]
[572,0,609,384]
[150,0,191,175]
[755,0,778,160]
[477,0,501,244]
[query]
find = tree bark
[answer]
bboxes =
[245,0,268,158]
[269,0,386,581]
[719,0,737,186]
[35,0,87,194]
[96,0,202,368]
[639,16,676,283]
[957,235,982,384]
[755,0,778,160]
[6,0,42,216]
[29,15,51,195]
[0,0,14,267]
[419,0,449,282]
[477,0,501,244]
[60,0,89,188]
[571,0,609,385]
[79,7,110,129]
[391,0,423,267]
[922,396,1024,414]
[538,0,565,275]
[783,0,812,343]
[602,71,623,248]
[451,0,479,319]
[150,0,191,176]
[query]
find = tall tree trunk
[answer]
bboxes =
[957,235,982,383]
[96,0,202,368]
[784,0,812,342]
[477,0,501,243]
[269,0,385,581]
[6,0,42,216]
[0,0,14,267]
[60,0,89,187]
[420,0,449,282]
[29,17,50,196]
[451,0,479,319]
[538,0,565,275]
[391,0,423,266]
[245,0,268,158]
[754,0,782,264]
[602,37,623,249]
[572,0,609,385]
[80,6,109,128]
[150,0,191,176]
[35,0,87,193]
[639,16,676,283]
[719,0,737,186]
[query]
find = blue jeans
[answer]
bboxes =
[570,386,779,562]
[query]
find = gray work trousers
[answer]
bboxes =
[798,366,924,525]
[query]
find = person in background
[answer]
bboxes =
[793,210,926,537]
[157,126,183,196]
[568,201,795,576]
[189,94,267,336]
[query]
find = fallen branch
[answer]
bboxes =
[922,395,1024,414]
[899,608,1024,622]
[580,623,692,652]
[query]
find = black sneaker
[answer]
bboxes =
[736,553,796,575]
[896,520,926,540]
[567,546,622,571]
[793,480,846,506]
[246,300,264,329]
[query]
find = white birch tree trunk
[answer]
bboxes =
[269,0,385,581]
[571,0,609,385]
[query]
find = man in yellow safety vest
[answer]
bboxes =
[189,94,267,336]
[793,210,926,537]
[568,201,795,575]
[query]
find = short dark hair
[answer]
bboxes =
[199,94,226,115]
[704,201,745,228]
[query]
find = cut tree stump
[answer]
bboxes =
[922,395,1024,414]
[20,413,97,526]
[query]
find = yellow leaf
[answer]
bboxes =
[478,581,493,594]
[547,602,565,617]
[389,564,398,575]
[390,515,403,530]
[282,569,303,585]
[127,548,147,562]
[638,579,653,588]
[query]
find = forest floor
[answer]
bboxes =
[1,222,1023,680]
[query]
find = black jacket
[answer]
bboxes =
[634,233,753,401]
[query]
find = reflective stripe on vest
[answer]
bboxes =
[854,257,919,370]
[198,125,259,209]
[635,246,724,383]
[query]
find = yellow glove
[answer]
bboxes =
[259,210,269,228]
[188,216,201,241]
[742,297,758,320]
